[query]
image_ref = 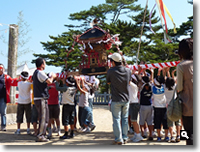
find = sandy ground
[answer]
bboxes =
[0,105,186,145]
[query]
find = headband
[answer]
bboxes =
[21,74,29,79]
[131,74,137,82]
[154,78,160,86]
[66,79,75,86]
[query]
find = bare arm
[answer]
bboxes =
[75,79,87,94]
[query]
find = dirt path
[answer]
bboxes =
[0,105,185,145]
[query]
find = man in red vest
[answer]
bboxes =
[0,63,18,131]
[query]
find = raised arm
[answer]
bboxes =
[75,78,87,95]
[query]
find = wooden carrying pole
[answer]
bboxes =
[136,0,148,65]
[7,24,18,103]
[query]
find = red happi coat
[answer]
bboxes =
[4,74,18,103]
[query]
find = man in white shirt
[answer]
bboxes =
[32,57,57,142]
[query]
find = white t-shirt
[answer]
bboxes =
[62,86,77,105]
[17,81,32,104]
[164,84,176,105]
[129,82,139,103]
[152,85,167,108]
[78,92,89,107]
[37,70,48,83]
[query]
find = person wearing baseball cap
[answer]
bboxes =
[107,52,132,145]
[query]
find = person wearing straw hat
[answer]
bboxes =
[15,71,32,135]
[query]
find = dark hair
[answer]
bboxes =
[21,71,29,80]
[132,74,141,86]
[35,57,45,68]
[155,76,165,88]
[142,76,150,88]
[165,77,175,90]
[110,59,122,66]
[66,75,76,87]
[178,38,193,60]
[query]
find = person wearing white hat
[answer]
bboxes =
[107,52,131,145]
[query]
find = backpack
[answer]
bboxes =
[167,87,182,122]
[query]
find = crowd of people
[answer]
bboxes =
[0,38,193,145]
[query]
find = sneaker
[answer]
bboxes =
[131,134,143,142]
[128,128,134,134]
[15,130,20,135]
[90,125,96,131]
[36,136,49,142]
[130,134,137,141]
[165,137,170,142]
[157,137,162,141]
[77,127,85,133]
[176,135,180,142]
[152,131,157,138]
[69,132,75,138]
[52,127,57,133]
[113,141,123,145]
[148,137,153,141]
[160,131,165,137]
[27,130,31,135]
[1,127,6,131]
[142,135,147,138]
[57,131,62,136]
[82,127,90,133]
[171,136,176,142]
[144,129,148,137]
[60,134,69,139]
[123,139,128,144]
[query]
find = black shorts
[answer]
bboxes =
[153,107,168,129]
[129,103,140,122]
[31,104,38,124]
[48,104,60,119]
[62,104,75,126]
[17,103,31,123]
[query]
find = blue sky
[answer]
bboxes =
[0,0,193,74]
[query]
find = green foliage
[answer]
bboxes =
[32,0,193,93]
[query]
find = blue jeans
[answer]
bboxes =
[111,101,129,142]
[78,106,92,127]
[87,98,94,125]
[0,97,7,128]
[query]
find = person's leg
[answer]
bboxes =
[154,108,162,139]
[0,98,7,130]
[34,99,49,141]
[111,102,123,143]
[25,103,31,134]
[121,102,129,142]
[69,105,75,137]
[139,105,146,137]
[78,107,84,128]
[88,98,94,125]
[182,116,193,145]
[31,104,38,136]
[60,105,70,139]
[15,104,24,134]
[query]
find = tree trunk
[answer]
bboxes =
[7,24,18,103]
